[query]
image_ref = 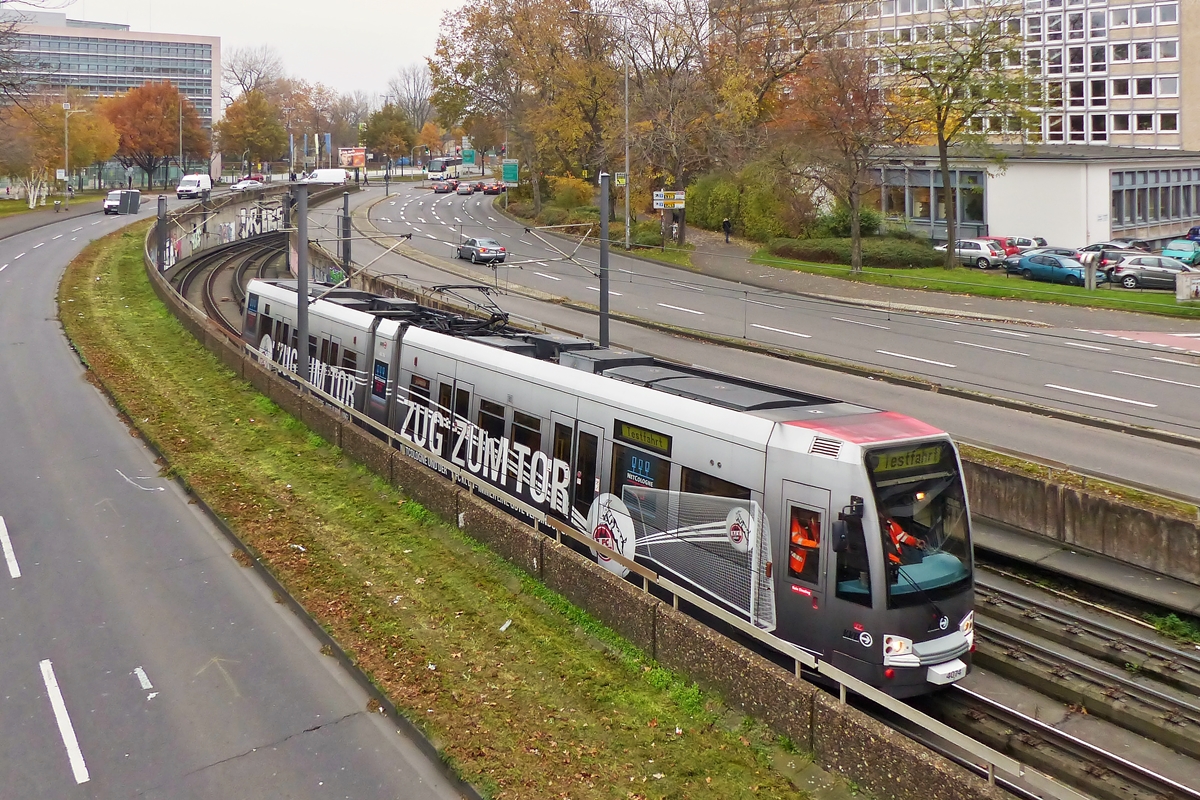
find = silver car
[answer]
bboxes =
[1108,253,1192,289]
[456,237,506,264]
[936,238,1008,269]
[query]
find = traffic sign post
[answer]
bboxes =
[502,159,519,186]
[653,190,685,210]
[462,149,476,167]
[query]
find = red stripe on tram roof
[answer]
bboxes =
[784,411,945,444]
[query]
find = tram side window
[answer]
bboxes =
[512,410,542,453]
[455,388,470,421]
[787,506,821,584]
[611,443,670,523]
[834,518,873,608]
[680,467,751,500]
[341,350,357,374]
[553,423,572,463]
[408,375,430,405]
[478,399,506,439]
[574,430,599,516]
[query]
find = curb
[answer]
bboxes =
[64,222,485,800]
[0,207,102,241]
[355,195,1200,453]
[486,198,1050,327]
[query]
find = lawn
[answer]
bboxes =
[753,249,1200,319]
[58,223,816,799]
[0,191,107,218]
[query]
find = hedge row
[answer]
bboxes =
[768,237,944,269]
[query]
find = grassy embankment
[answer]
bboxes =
[753,250,1200,319]
[58,222,818,799]
[0,191,107,218]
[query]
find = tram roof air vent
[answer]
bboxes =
[809,437,842,459]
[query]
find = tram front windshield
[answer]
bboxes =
[865,441,972,609]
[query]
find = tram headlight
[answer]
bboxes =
[883,634,913,657]
[959,611,975,648]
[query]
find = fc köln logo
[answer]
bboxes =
[725,506,755,554]
[586,494,636,578]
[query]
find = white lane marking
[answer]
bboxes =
[499,232,511,237]
[40,660,90,784]
[1154,356,1199,366]
[70,227,83,232]
[389,201,396,205]
[752,323,810,338]
[1112,369,1200,390]
[71,238,76,241]
[989,328,1029,337]
[743,298,785,309]
[669,281,704,292]
[418,217,427,223]
[52,234,63,240]
[116,468,164,492]
[0,517,20,578]
[1064,341,1111,351]
[877,350,956,368]
[658,303,704,315]
[932,319,961,326]
[519,239,534,246]
[0,264,7,273]
[455,217,463,223]
[1044,384,1156,408]
[534,272,561,281]
[489,216,496,221]
[14,252,25,260]
[954,340,1028,357]
[132,666,154,690]
[586,286,623,296]
[91,220,102,225]
[832,316,889,330]
[33,242,44,248]
[426,234,437,239]
[1169,333,1200,338]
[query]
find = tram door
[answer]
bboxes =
[572,422,604,520]
[780,481,830,640]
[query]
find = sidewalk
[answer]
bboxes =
[0,200,101,241]
[683,226,1200,332]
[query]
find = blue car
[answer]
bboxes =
[1015,253,1108,286]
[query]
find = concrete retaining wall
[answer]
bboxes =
[963,460,1200,585]
[139,224,1008,800]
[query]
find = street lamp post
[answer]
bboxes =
[62,103,88,209]
[411,144,427,178]
[571,8,631,250]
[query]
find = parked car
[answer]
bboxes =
[1091,247,1145,278]
[979,236,1021,257]
[1186,226,1200,242]
[456,237,507,263]
[230,179,263,192]
[432,181,452,193]
[1009,236,1048,251]
[456,182,474,195]
[1160,239,1200,266]
[934,238,1008,269]
[1109,238,1152,251]
[1109,254,1192,289]
[1015,253,1107,286]
[1003,246,1079,274]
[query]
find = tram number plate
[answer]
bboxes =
[927,659,967,685]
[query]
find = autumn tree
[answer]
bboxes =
[777,47,914,272]
[100,82,208,187]
[214,90,287,168]
[361,103,416,166]
[888,1,1029,265]
[223,44,284,101]
[0,95,117,207]
[418,121,443,156]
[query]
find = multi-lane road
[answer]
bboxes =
[326,183,1200,499]
[0,206,464,798]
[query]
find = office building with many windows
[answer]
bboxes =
[1,10,220,130]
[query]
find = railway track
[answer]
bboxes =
[171,235,286,336]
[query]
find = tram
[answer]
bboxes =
[242,279,975,696]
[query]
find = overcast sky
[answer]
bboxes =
[45,0,459,96]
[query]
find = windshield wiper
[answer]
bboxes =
[892,559,947,626]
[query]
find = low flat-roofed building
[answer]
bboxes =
[872,144,1200,247]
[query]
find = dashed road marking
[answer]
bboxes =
[0,516,20,578]
[52,234,63,240]
[1044,383,1156,407]
[14,252,25,259]
[753,323,810,338]
[989,328,1029,337]
[877,350,955,368]
[1064,341,1111,351]
[1112,369,1200,390]
[586,286,623,296]
[534,272,561,281]
[955,340,1028,357]
[658,303,704,315]
[832,316,888,329]
[133,666,154,690]
[40,660,90,784]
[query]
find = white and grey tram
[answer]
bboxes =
[243,279,974,697]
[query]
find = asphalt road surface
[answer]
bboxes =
[365,184,1200,442]
[324,186,1200,500]
[0,206,464,798]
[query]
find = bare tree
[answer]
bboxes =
[387,63,432,131]
[223,45,284,101]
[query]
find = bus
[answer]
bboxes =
[428,156,462,177]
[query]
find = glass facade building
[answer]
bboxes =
[2,11,220,129]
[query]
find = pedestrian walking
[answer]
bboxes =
[722,217,732,243]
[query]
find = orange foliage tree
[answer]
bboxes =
[100,81,209,187]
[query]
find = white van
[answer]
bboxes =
[305,168,350,185]
[176,174,213,199]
